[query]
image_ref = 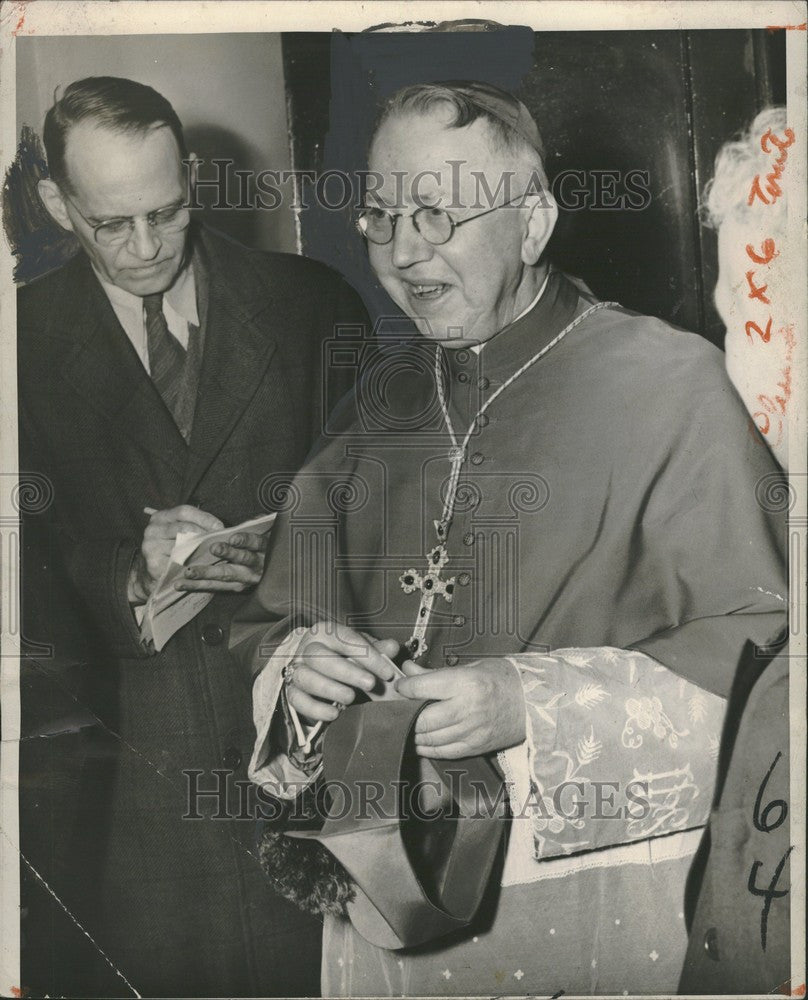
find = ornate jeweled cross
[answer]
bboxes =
[399,534,457,660]
[399,441,467,661]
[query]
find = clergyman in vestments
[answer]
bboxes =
[231,82,787,996]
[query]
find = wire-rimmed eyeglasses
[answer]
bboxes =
[356,191,533,247]
[64,193,191,248]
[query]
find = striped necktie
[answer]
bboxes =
[143,292,186,423]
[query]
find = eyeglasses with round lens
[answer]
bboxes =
[358,205,455,246]
[357,190,534,248]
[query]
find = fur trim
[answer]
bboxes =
[258,827,356,918]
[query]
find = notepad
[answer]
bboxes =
[140,512,277,651]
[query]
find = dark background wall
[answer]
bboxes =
[283,28,786,348]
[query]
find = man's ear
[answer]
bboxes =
[521,189,558,266]
[38,179,74,232]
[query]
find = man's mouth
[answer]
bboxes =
[129,259,171,273]
[405,281,449,301]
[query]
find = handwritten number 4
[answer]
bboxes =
[748,847,793,953]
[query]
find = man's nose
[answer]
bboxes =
[391,215,434,269]
[127,218,162,260]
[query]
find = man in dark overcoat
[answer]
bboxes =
[17,75,367,997]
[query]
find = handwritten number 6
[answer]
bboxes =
[753,751,787,832]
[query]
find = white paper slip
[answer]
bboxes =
[140,511,277,651]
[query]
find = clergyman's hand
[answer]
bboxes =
[285,622,399,725]
[395,658,526,759]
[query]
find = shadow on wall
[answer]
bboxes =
[4,124,271,284]
[185,124,267,251]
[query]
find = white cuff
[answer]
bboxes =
[248,626,322,798]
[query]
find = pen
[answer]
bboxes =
[289,703,324,755]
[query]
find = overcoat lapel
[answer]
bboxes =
[58,254,189,474]
[182,231,278,497]
[50,234,279,500]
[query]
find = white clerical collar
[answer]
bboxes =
[470,270,551,355]
[95,260,198,326]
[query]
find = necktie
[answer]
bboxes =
[143,293,186,423]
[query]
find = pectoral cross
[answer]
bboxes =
[399,528,456,660]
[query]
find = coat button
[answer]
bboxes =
[453,615,465,626]
[455,350,470,364]
[463,532,475,546]
[457,372,469,383]
[458,572,471,586]
[222,745,242,769]
[202,624,225,646]
[477,376,490,390]
[476,413,489,427]
[703,927,720,962]
[446,653,459,666]
[471,452,484,465]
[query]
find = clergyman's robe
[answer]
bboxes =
[231,270,786,995]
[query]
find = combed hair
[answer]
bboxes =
[374,83,548,184]
[703,106,788,230]
[43,76,186,191]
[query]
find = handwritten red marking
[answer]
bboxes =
[7,0,26,36]
[746,318,773,343]
[746,238,778,265]
[750,327,794,441]
[742,128,796,444]
[747,415,768,445]
[748,128,795,205]
[749,171,783,205]
[773,977,807,996]
[10,987,28,999]
[762,127,796,156]
[745,270,770,304]
[752,384,789,439]
[753,410,771,436]
[766,22,807,30]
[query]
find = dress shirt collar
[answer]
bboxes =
[95,260,199,326]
